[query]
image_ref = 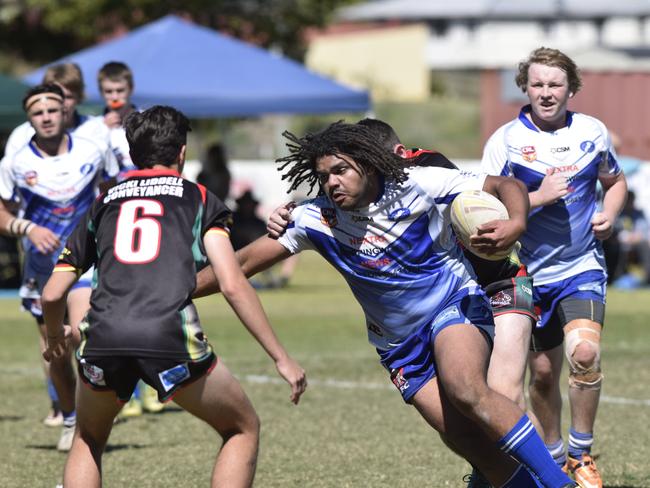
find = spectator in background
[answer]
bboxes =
[92,61,138,174]
[610,190,650,287]
[197,143,231,202]
[230,190,266,251]
[232,191,299,289]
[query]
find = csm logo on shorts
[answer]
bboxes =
[159,363,190,392]
[81,360,106,386]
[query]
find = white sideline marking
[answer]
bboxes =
[3,367,649,407]
[243,374,650,407]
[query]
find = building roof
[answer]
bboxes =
[340,0,650,21]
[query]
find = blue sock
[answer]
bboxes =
[498,415,572,488]
[546,438,566,468]
[568,427,593,459]
[501,465,544,488]
[46,378,59,404]
[62,410,76,427]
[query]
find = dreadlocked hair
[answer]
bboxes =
[276,120,408,194]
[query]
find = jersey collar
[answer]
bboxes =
[122,168,181,179]
[518,104,575,133]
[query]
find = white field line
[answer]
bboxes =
[243,374,650,408]
[4,367,649,407]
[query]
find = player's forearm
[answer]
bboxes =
[493,178,529,231]
[41,279,70,338]
[601,174,628,223]
[222,275,290,362]
[0,205,33,238]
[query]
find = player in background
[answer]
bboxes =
[92,61,167,415]
[4,63,107,159]
[41,105,306,488]
[94,61,138,174]
[194,121,577,488]
[481,47,628,488]
[267,118,540,487]
[0,84,119,451]
[3,62,108,428]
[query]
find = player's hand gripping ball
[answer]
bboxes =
[450,190,513,260]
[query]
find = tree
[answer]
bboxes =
[0,0,361,67]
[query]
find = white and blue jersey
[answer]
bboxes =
[0,133,119,298]
[278,166,488,351]
[3,113,110,160]
[481,105,621,286]
[85,115,135,174]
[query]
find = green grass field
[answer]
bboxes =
[1,253,649,487]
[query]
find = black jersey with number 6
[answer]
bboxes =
[54,168,231,360]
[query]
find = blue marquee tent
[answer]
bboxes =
[24,15,370,118]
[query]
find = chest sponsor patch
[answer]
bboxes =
[320,208,337,227]
[24,170,38,186]
[521,146,536,162]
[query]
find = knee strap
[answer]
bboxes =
[564,320,603,390]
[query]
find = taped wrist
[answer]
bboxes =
[7,217,35,236]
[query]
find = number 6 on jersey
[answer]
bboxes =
[114,199,163,263]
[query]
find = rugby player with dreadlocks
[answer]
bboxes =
[194,121,576,488]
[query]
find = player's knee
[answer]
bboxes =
[567,349,602,390]
[565,322,602,390]
[529,364,555,392]
[445,380,487,416]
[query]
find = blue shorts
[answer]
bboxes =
[531,270,606,351]
[377,290,494,403]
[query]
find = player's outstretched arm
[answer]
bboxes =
[41,271,78,361]
[194,235,293,298]
[593,172,628,240]
[473,175,528,254]
[203,232,306,404]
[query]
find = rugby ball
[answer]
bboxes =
[450,190,512,261]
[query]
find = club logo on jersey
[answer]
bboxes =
[390,367,410,394]
[580,141,596,153]
[320,208,338,227]
[490,291,512,308]
[81,361,106,386]
[521,146,536,162]
[79,163,94,175]
[388,207,411,222]
[24,170,38,186]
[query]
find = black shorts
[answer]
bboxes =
[530,299,605,352]
[484,275,537,322]
[77,352,217,403]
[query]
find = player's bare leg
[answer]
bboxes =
[411,377,520,486]
[63,384,122,488]
[489,314,543,435]
[435,324,525,438]
[435,324,571,487]
[528,345,564,444]
[50,287,91,411]
[564,320,601,434]
[173,360,260,488]
[489,314,532,410]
